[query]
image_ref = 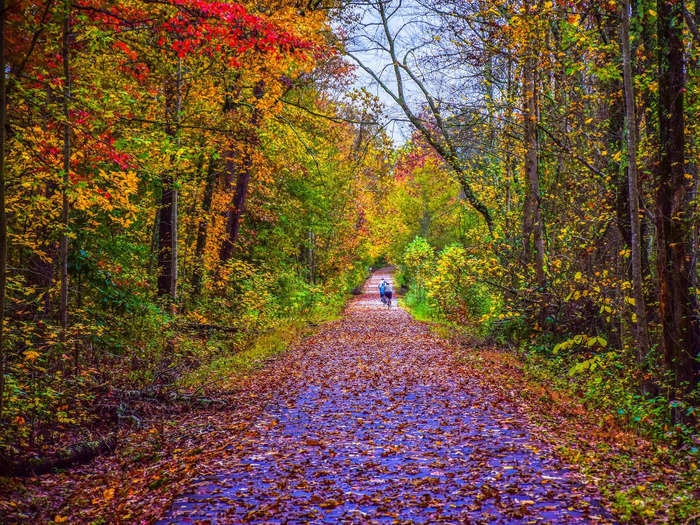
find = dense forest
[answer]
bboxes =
[0,0,698,522]
[0,0,393,454]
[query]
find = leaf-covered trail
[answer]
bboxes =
[159,268,610,524]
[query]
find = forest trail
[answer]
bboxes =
[158,268,610,524]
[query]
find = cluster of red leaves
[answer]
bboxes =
[7,0,318,189]
[76,0,315,62]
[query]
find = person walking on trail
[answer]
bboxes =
[378,278,387,304]
[384,280,393,308]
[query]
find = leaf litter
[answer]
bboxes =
[158,269,612,524]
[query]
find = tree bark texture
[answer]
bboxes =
[656,0,699,391]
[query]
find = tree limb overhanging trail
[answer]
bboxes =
[157,268,611,523]
[344,1,494,234]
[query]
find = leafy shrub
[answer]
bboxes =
[401,240,496,328]
[401,236,435,298]
[427,244,474,322]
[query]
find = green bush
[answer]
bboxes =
[401,236,435,293]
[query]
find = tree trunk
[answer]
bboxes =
[656,0,699,393]
[148,206,160,276]
[308,230,316,285]
[170,58,182,303]
[0,0,7,420]
[156,67,181,301]
[192,155,217,298]
[521,57,546,289]
[59,0,71,348]
[622,0,652,375]
[157,170,175,297]
[171,174,178,304]
[219,81,264,263]
[219,150,253,262]
[609,76,630,249]
[689,0,700,381]
[0,434,116,477]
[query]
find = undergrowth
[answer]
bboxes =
[1,261,364,459]
[179,311,342,393]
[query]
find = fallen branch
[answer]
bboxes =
[170,394,227,405]
[178,323,239,333]
[0,434,117,477]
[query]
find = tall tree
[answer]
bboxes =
[520,5,546,290]
[0,0,7,420]
[220,81,264,262]
[621,0,651,378]
[192,154,217,297]
[157,67,181,301]
[59,0,71,344]
[345,0,494,233]
[655,0,698,393]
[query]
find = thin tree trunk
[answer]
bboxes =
[157,65,181,301]
[219,81,264,263]
[0,0,8,420]
[308,230,316,285]
[521,67,534,264]
[219,150,253,262]
[690,0,700,384]
[522,57,546,289]
[609,76,630,250]
[157,172,175,297]
[170,57,182,304]
[504,56,514,241]
[148,206,160,276]
[59,0,71,349]
[622,0,652,375]
[171,179,178,303]
[192,155,216,298]
[656,0,698,394]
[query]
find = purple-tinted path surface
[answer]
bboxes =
[158,268,612,524]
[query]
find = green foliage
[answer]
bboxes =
[426,244,494,325]
[401,236,434,293]
[522,337,700,446]
[178,318,311,391]
[401,286,440,323]
[399,239,498,330]
[427,244,469,314]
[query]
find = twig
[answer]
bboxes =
[178,323,239,333]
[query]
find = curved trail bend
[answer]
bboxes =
[160,268,609,524]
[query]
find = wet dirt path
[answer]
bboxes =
[158,268,610,524]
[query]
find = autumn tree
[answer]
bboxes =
[655,0,699,394]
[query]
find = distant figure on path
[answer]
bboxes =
[378,278,387,304]
[384,280,393,308]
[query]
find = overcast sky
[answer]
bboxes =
[336,0,433,144]
[335,0,484,146]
